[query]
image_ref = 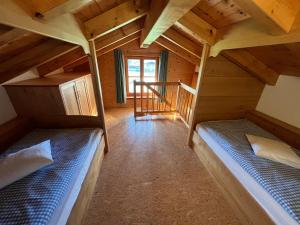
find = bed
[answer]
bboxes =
[193,119,300,225]
[0,128,104,225]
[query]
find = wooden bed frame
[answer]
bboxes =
[0,116,106,225]
[191,110,300,225]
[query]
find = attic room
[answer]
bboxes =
[0,0,300,225]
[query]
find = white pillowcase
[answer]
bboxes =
[246,134,300,169]
[0,140,53,189]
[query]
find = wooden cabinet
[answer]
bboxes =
[4,72,97,117]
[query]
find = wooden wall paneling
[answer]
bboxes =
[189,54,265,143]
[34,115,103,129]
[187,44,210,145]
[96,39,195,108]
[37,46,86,76]
[247,111,300,150]
[0,117,33,152]
[88,40,109,152]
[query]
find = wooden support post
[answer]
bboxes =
[187,44,210,146]
[134,80,137,118]
[88,40,109,153]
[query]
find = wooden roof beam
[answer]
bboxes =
[140,0,200,48]
[222,49,279,85]
[155,36,200,65]
[234,0,300,34]
[14,0,93,19]
[84,0,148,40]
[0,0,89,53]
[64,32,141,71]
[95,19,143,51]
[174,11,217,45]
[210,19,300,56]
[162,27,202,59]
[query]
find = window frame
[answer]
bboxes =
[125,56,159,97]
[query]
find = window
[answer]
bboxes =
[126,57,158,96]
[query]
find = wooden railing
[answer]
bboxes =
[134,81,196,126]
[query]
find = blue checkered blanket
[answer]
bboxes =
[199,119,300,224]
[0,128,102,225]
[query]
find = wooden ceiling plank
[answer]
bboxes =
[0,28,30,47]
[84,0,148,40]
[64,31,141,71]
[95,19,143,50]
[234,0,300,34]
[0,0,89,53]
[162,27,202,58]
[140,0,200,48]
[222,49,279,85]
[0,39,75,83]
[155,36,199,65]
[174,11,217,45]
[37,46,86,76]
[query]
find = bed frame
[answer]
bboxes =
[191,110,300,225]
[0,116,106,225]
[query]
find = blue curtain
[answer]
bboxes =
[158,50,169,96]
[114,49,126,104]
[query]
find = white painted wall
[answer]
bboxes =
[0,69,39,125]
[256,75,300,128]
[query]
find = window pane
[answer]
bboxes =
[144,59,156,77]
[128,77,140,93]
[128,59,141,93]
[128,59,141,77]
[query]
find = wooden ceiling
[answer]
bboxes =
[192,0,250,29]
[0,24,75,83]
[246,43,300,76]
[1,0,300,85]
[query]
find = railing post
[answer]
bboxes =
[175,80,181,113]
[134,80,137,119]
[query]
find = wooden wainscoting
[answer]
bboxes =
[247,111,300,150]
[195,55,265,122]
[0,117,33,152]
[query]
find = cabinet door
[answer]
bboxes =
[75,78,92,116]
[60,82,81,115]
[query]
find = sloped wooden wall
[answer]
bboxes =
[194,55,265,122]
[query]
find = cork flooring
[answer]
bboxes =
[83,108,242,225]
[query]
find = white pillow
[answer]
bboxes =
[246,134,300,169]
[0,140,53,189]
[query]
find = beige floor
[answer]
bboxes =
[83,108,242,225]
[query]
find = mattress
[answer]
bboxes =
[0,128,103,225]
[196,119,300,225]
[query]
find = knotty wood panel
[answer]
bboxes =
[192,0,250,28]
[71,39,196,108]
[247,43,300,76]
[194,55,265,122]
